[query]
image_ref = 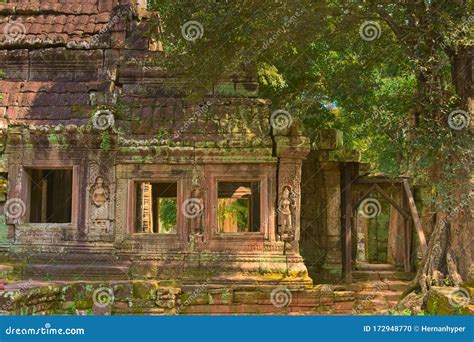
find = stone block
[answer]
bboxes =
[329,148,361,162]
[314,129,343,150]
[208,288,233,305]
[334,291,355,302]
[426,286,473,315]
[129,263,157,279]
[0,50,29,79]
[156,287,180,308]
[93,303,112,315]
[129,299,156,308]
[110,281,132,301]
[132,281,159,300]
[61,282,89,301]
[334,301,354,312]
[233,290,270,304]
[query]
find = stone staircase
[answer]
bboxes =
[352,262,415,281]
[335,263,414,314]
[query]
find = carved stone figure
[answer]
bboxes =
[279,185,295,242]
[189,185,204,236]
[90,176,110,233]
[92,177,108,208]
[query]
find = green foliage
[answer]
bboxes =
[156,128,170,142]
[66,302,77,315]
[151,0,473,210]
[100,131,111,151]
[159,198,177,233]
[387,308,418,316]
[365,196,390,263]
[218,199,249,231]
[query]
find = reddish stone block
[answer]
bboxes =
[40,3,56,13]
[44,15,54,25]
[110,18,127,32]
[15,3,40,13]
[60,4,72,14]
[94,23,105,33]
[24,16,35,24]
[82,4,98,14]
[63,23,75,34]
[52,24,63,34]
[41,24,52,33]
[334,301,354,312]
[0,4,16,12]
[53,16,66,27]
[85,23,96,34]
[98,0,115,13]
[111,31,126,48]
[319,294,334,304]
[51,3,63,12]
[95,12,111,23]
[30,24,42,34]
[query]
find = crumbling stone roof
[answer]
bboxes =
[0,0,134,49]
[0,0,266,147]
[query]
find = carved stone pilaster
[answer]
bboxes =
[187,165,205,247]
[274,126,310,254]
[86,155,115,240]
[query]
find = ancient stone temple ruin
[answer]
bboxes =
[2,0,470,316]
[0,0,312,285]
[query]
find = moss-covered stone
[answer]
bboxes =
[132,281,159,300]
[314,129,343,150]
[426,287,473,315]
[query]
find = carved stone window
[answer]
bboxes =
[27,169,73,223]
[217,182,260,233]
[134,182,177,234]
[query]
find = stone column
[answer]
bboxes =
[274,127,310,254]
[322,162,343,278]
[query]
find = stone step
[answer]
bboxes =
[385,280,411,292]
[23,264,131,280]
[355,263,399,272]
[352,270,415,281]
[353,298,389,312]
[355,290,402,302]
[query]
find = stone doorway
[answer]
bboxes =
[355,192,391,265]
[341,173,427,283]
[352,180,411,274]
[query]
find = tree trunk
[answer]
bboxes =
[405,46,472,297]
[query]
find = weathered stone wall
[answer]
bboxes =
[0,0,310,286]
[0,280,356,315]
[300,152,342,282]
